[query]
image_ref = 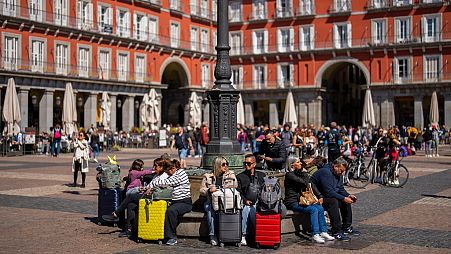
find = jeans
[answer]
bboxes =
[93,143,100,159]
[52,139,61,156]
[195,142,202,156]
[240,142,246,153]
[291,204,328,235]
[252,140,257,153]
[433,138,439,156]
[322,197,353,234]
[425,140,433,156]
[115,187,139,215]
[178,148,188,160]
[242,204,256,236]
[204,201,217,236]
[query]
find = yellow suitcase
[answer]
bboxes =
[137,199,167,243]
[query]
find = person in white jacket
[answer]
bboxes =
[72,131,89,188]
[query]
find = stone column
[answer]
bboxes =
[269,101,279,128]
[414,96,424,129]
[308,97,322,127]
[122,95,134,131]
[244,102,254,127]
[84,93,98,129]
[39,90,54,132]
[298,101,308,127]
[109,94,117,132]
[18,89,29,129]
[203,102,210,125]
[373,97,381,128]
[444,93,451,128]
[381,97,395,128]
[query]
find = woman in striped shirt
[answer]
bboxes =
[146,159,192,246]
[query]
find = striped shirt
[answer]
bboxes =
[148,169,191,201]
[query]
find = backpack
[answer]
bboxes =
[257,176,282,214]
[399,146,408,157]
[54,129,61,139]
[96,163,121,189]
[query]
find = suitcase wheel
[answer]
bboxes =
[255,243,260,249]
[274,243,280,250]
[97,221,102,226]
[158,240,163,245]
[236,243,241,247]
[113,223,117,227]
[137,238,142,243]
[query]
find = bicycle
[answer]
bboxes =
[382,150,409,188]
[345,144,369,189]
[365,137,384,184]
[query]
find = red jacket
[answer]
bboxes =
[200,126,209,145]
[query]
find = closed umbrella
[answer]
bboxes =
[362,88,376,128]
[148,89,160,131]
[282,91,298,130]
[100,92,111,129]
[62,82,77,136]
[189,92,201,127]
[140,93,150,130]
[237,94,245,125]
[2,78,21,136]
[429,91,439,125]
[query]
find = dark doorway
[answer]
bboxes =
[253,100,269,126]
[395,96,414,126]
[161,62,189,126]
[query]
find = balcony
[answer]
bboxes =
[391,0,414,9]
[248,11,267,23]
[390,72,450,85]
[229,13,243,24]
[136,0,162,9]
[169,0,185,15]
[274,7,294,20]
[329,0,352,15]
[296,3,315,18]
[418,0,444,7]
[366,0,390,11]
[190,5,211,22]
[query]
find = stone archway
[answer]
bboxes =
[317,59,369,126]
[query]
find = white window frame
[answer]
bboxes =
[229,1,242,22]
[98,47,111,80]
[299,25,314,51]
[212,30,217,53]
[77,0,93,30]
[201,63,210,88]
[422,14,441,43]
[334,0,351,12]
[277,63,294,88]
[276,0,293,18]
[393,0,412,7]
[77,45,91,78]
[55,41,70,75]
[30,37,46,73]
[135,54,146,83]
[211,0,217,21]
[2,33,21,71]
[372,19,387,45]
[2,0,18,16]
[117,51,129,81]
[191,26,199,51]
[393,56,411,83]
[170,22,180,48]
[252,0,266,20]
[423,55,441,82]
[97,3,113,34]
[54,0,68,26]
[299,0,314,15]
[230,31,242,55]
[252,29,268,54]
[370,0,388,8]
[133,11,148,41]
[29,0,44,22]
[200,29,209,53]
[277,27,294,52]
[394,16,412,43]
[253,64,266,89]
[116,8,130,38]
[148,16,158,43]
[333,22,351,48]
[231,65,243,89]
[200,0,209,18]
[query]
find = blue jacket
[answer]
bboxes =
[310,164,349,201]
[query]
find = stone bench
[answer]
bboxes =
[176,210,311,238]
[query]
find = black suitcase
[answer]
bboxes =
[97,188,124,226]
[217,183,242,247]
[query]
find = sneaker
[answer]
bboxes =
[94,158,98,163]
[210,236,218,246]
[166,238,177,246]
[344,226,361,236]
[333,232,350,241]
[240,236,247,246]
[102,213,119,222]
[312,234,325,244]
[320,232,335,241]
[375,177,382,184]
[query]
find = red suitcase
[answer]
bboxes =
[255,212,281,249]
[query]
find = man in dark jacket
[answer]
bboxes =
[326,122,342,163]
[258,131,287,171]
[236,154,266,246]
[310,157,360,241]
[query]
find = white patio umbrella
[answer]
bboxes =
[282,90,298,130]
[99,92,111,129]
[189,92,201,127]
[237,94,245,125]
[62,82,77,136]
[2,78,21,136]
[148,88,160,131]
[429,91,439,125]
[140,93,150,130]
[362,88,376,128]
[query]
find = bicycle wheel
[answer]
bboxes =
[393,164,409,188]
[346,164,370,189]
[368,160,376,184]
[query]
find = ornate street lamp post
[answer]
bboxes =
[201,0,242,170]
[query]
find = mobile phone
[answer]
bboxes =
[350,196,357,202]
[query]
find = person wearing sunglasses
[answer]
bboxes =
[71,131,89,188]
[236,154,266,246]
[199,157,237,246]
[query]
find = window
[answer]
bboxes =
[300,25,314,51]
[334,23,351,48]
[370,0,387,8]
[211,0,217,20]
[276,0,292,18]
[277,63,294,88]
[393,0,411,7]
[77,0,93,30]
[372,19,387,45]
[117,52,129,81]
[277,28,294,52]
[201,64,210,88]
[229,1,241,22]
[395,17,411,43]
[200,29,209,52]
[334,0,350,12]
[170,22,180,48]
[191,27,199,51]
[253,65,266,89]
[252,30,267,54]
[3,35,19,70]
[230,32,241,55]
[2,0,17,16]
[97,5,112,34]
[232,66,243,89]
[422,15,440,42]
[29,0,43,21]
[117,9,130,37]
[98,49,110,79]
[200,0,208,17]
[299,0,314,15]
[78,46,90,77]
[30,39,45,73]
[393,57,410,83]
[190,0,198,15]
[170,0,181,11]
[54,0,68,26]
[134,13,148,41]
[252,0,265,20]
[149,17,158,43]
[135,55,146,83]
[55,43,69,75]
[424,55,440,81]
[212,31,217,53]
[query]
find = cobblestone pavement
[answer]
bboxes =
[0,146,450,254]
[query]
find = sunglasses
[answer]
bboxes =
[221,162,229,167]
[243,162,253,166]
